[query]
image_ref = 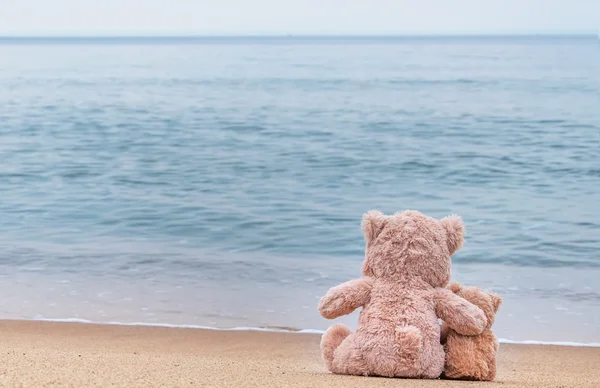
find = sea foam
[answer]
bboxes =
[24,318,600,347]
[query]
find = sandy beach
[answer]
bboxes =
[0,320,597,387]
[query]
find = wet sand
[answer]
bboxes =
[0,320,598,387]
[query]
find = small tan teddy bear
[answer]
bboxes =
[440,282,502,381]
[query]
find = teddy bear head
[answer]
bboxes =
[360,209,465,287]
[448,282,502,328]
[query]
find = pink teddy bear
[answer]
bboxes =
[318,210,487,378]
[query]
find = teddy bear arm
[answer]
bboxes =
[434,289,487,336]
[318,277,373,319]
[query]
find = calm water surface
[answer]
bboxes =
[1,36,599,343]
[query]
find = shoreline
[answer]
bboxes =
[0,319,599,387]
[6,317,600,347]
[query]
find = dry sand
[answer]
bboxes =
[0,320,598,387]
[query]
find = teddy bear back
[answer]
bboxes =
[360,209,465,288]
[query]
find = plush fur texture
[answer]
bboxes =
[318,210,488,378]
[440,282,502,381]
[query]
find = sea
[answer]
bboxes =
[1,35,599,345]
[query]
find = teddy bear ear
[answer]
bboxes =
[439,214,465,255]
[448,282,462,293]
[361,210,387,244]
[490,293,503,312]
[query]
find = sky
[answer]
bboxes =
[0,0,598,36]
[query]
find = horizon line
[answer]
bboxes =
[0,33,600,42]
[0,32,597,39]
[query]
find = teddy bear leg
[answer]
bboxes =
[320,323,352,372]
[484,360,497,381]
[480,351,497,382]
[484,340,498,380]
[330,332,369,376]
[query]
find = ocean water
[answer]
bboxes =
[1,36,599,344]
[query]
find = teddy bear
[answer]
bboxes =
[317,209,488,378]
[440,282,502,381]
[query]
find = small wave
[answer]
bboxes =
[498,338,600,348]
[29,317,324,334]
[23,318,600,346]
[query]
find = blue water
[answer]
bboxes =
[1,36,599,343]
